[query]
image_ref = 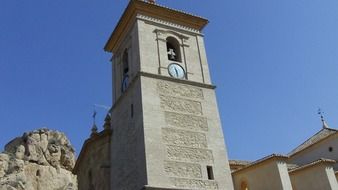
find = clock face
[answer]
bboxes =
[168,63,185,79]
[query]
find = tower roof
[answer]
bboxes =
[104,0,209,53]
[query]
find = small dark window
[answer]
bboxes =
[166,37,181,62]
[88,170,92,180]
[121,49,129,93]
[88,170,95,190]
[36,170,41,177]
[207,166,214,180]
[122,49,129,74]
[329,147,333,152]
[131,104,134,118]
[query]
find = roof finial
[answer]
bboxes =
[91,107,98,135]
[147,0,156,4]
[318,108,329,129]
[90,104,111,135]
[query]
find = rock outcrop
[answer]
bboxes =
[0,128,77,190]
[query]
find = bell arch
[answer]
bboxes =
[166,36,181,62]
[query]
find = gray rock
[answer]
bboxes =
[0,128,78,190]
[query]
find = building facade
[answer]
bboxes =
[75,1,234,190]
[231,127,338,190]
[74,1,338,190]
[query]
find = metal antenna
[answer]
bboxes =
[94,104,110,111]
[317,108,329,129]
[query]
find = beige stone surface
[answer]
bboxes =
[142,77,234,189]
[159,95,203,115]
[164,161,202,178]
[289,160,338,190]
[0,128,77,190]
[109,78,147,190]
[166,145,214,163]
[232,156,292,190]
[157,81,204,99]
[162,128,208,148]
[170,178,218,190]
[164,111,208,132]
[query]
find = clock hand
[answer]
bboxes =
[175,67,178,77]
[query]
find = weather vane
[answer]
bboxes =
[90,104,111,135]
[317,108,329,129]
[91,106,98,134]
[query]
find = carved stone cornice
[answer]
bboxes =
[139,71,216,90]
[104,0,208,53]
[153,28,190,47]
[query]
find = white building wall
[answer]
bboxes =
[289,134,338,170]
[233,159,292,190]
[290,164,338,190]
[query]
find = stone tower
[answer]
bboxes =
[104,1,234,189]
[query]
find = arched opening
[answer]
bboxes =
[166,37,181,62]
[241,181,249,190]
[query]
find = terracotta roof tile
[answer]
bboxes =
[287,163,299,170]
[140,0,208,21]
[232,154,288,174]
[229,160,251,166]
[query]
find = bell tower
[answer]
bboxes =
[105,1,234,189]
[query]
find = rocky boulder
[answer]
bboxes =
[0,128,77,190]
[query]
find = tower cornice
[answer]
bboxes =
[104,0,209,53]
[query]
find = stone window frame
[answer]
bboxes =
[166,36,182,62]
[154,29,190,79]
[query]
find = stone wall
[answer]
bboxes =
[74,129,112,190]
[142,77,234,189]
[158,80,216,189]
[110,78,147,190]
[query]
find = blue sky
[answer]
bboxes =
[1,0,338,161]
